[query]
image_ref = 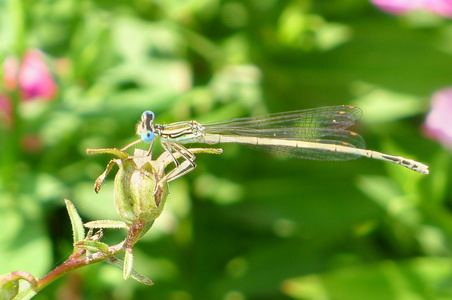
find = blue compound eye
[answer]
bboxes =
[141,131,155,143]
[141,110,154,122]
[141,111,155,132]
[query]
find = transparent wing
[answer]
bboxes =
[201,105,364,161]
[203,105,362,130]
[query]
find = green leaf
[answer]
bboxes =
[84,220,129,230]
[65,199,85,245]
[0,280,19,300]
[0,271,38,300]
[107,257,154,286]
[75,240,110,253]
[123,249,134,280]
[11,288,36,300]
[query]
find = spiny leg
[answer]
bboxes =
[164,159,197,183]
[170,142,196,166]
[160,139,196,168]
[146,139,155,158]
[155,159,197,194]
[160,139,179,166]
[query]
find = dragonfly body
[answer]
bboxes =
[135,105,429,174]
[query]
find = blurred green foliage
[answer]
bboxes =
[1,0,452,299]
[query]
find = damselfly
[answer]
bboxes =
[126,105,428,175]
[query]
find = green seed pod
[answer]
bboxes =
[113,157,168,225]
[87,146,222,235]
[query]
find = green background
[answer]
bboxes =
[1,0,451,299]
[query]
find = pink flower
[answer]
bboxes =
[2,49,57,101]
[424,87,452,150]
[371,0,452,17]
[19,50,57,101]
[1,49,57,129]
